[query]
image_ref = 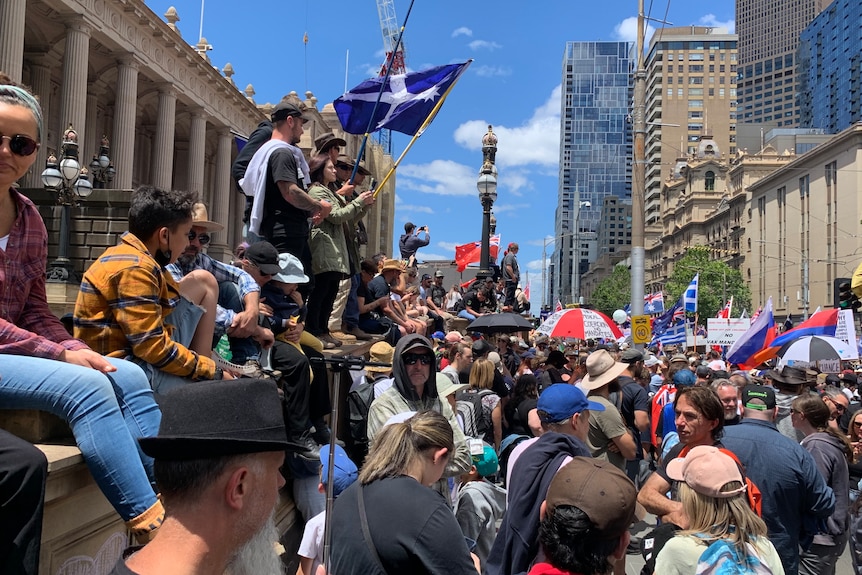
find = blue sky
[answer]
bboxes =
[145,0,735,309]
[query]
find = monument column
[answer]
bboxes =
[112,56,139,190]
[187,110,207,196]
[151,85,176,189]
[59,18,91,148]
[210,129,233,260]
[24,58,52,187]
[0,0,26,82]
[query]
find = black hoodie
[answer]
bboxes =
[391,334,439,403]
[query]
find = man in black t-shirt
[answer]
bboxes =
[458,288,489,321]
[258,101,332,300]
[615,348,652,484]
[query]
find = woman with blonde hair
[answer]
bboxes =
[655,445,784,574]
[792,394,852,574]
[329,410,479,574]
[466,358,503,450]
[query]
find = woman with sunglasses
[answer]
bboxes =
[791,395,853,574]
[0,79,164,543]
[330,410,480,575]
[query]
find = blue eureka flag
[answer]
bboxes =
[683,274,699,313]
[334,62,472,136]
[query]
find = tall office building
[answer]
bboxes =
[554,41,632,306]
[798,0,862,133]
[736,0,830,126]
[645,27,738,228]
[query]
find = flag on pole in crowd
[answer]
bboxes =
[717,297,734,319]
[751,305,762,321]
[651,317,688,346]
[454,235,501,272]
[726,297,774,367]
[555,300,563,312]
[523,282,531,301]
[334,62,472,135]
[683,274,699,312]
[644,292,665,314]
[747,307,839,366]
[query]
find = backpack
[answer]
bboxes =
[693,535,775,575]
[455,388,495,440]
[346,381,377,466]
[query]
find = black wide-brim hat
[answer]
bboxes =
[139,378,304,460]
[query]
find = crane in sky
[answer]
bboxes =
[375,0,407,153]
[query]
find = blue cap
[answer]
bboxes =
[673,369,697,387]
[320,444,358,497]
[537,384,605,423]
[431,331,445,341]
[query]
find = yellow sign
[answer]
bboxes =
[631,315,651,344]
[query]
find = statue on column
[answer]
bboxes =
[481,125,497,174]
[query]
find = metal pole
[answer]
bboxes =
[803,256,810,320]
[542,238,548,310]
[479,198,491,275]
[630,0,647,331]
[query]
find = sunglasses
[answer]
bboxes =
[853,421,862,428]
[187,230,210,245]
[403,353,433,366]
[1,134,39,157]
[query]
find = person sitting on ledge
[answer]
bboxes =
[75,185,233,393]
[0,76,164,551]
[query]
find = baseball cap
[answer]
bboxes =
[444,331,464,344]
[673,370,697,387]
[741,384,776,411]
[271,101,307,123]
[472,444,499,477]
[545,457,638,540]
[431,331,445,341]
[665,445,747,499]
[436,373,468,398]
[695,365,712,378]
[536,384,605,423]
[434,270,445,278]
[644,355,663,368]
[320,444,358,497]
[244,241,282,275]
[472,339,492,358]
[421,273,432,281]
[620,348,644,363]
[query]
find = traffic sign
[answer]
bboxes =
[631,315,651,344]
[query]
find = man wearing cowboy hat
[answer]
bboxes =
[166,204,275,378]
[314,132,347,164]
[765,365,814,442]
[109,378,305,575]
[366,259,424,338]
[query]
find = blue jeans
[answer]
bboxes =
[344,274,361,329]
[458,310,477,321]
[0,355,160,521]
[218,281,258,364]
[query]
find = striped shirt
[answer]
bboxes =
[74,232,216,380]
[0,189,89,358]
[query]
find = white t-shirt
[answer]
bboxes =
[297,510,326,574]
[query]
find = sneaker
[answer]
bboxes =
[345,325,375,340]
[211,353,261,377]
[330,330,357,343]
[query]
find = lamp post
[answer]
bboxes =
[41,125,94,283]
[477,125,498,280]
[88,135,115,189]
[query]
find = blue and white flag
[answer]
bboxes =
[334,61,472,135]
[683,274,699,312]
[651,318,688,346]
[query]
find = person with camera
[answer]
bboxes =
[399,222,430,263]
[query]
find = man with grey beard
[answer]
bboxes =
[109,378,305,575]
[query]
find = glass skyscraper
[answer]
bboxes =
[798,0,862,133]
[553,41,632,306]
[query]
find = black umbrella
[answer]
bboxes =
[467,313,534,334]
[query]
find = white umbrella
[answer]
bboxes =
[776,335,858,373]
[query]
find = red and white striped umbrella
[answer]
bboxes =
[536,308,623,340]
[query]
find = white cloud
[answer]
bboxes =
[501,171,530,196]
[394,194,435,214]
[612,16,655,44]
[698,14,735,33]
[526,257,549,272]
[453,84,562,169]
[468,40,502,51]
[452,27,473,38]
[397,159,478,196]
[416,252,451,261]
[474,65,513,78]
[493,203,531,214]
[438,241,460,252]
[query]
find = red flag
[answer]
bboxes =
[554,300,563,312]
[453,235,501,272]
[523,283,531,301]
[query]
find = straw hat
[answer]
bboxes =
[190,203,224,232]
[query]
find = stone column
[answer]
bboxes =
[85,89,99,164]
[187,110,207,196]
[59,19,91,149]
[0,0,26,82]
[24,58,52,188]
[209,129,233,261]
[151,85,176,189]
[112,56,138,190]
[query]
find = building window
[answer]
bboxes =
[705,171,715,191]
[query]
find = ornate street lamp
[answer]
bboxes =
[477,125,498,279]
[89,135,115,189]
[40,125,94,282]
